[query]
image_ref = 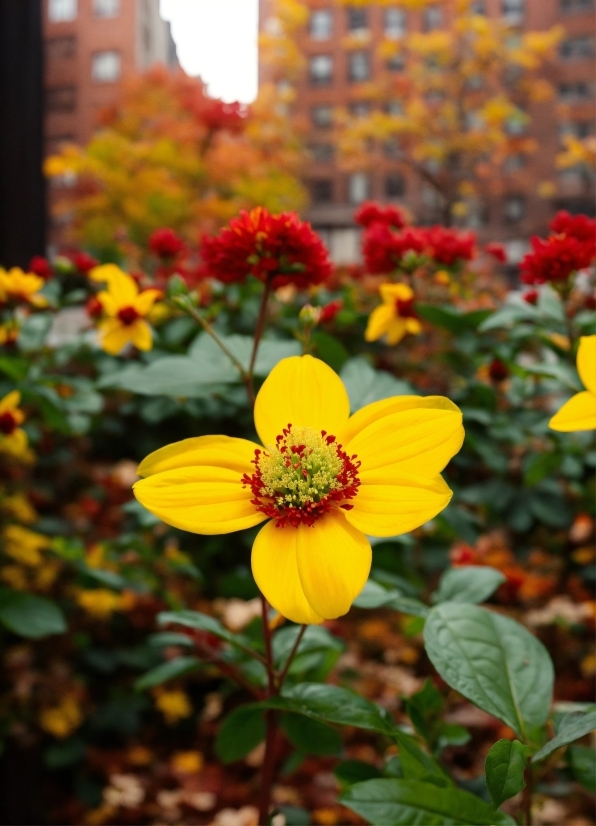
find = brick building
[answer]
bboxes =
[44,0,178,155]
[259,0,595,263]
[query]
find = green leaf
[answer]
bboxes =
[393,730,451,785]
[568,746,596,793]
[340,357,413,411]
[215,704,266,763]
[0,591,66,638]
[522,363,581,392]
[478,304,536,332]
[532,710,596,762]
[353,581,429,617]
[0,356,29,380]
[134,656,201,691]
[416,305,491,334]
[485,739,529,807]
[98,357,234,398]
[404,680,445,752]
[423,603,553,738]
[310,330,349,372]
[189,332,301,376]
[158,609,253,652]
[281,713,342,756]
[340,778,515,825]
[334,760,382,786]
[431,567,506,605]
[262,682,393,736]
[148,632,195,649]
[273,625,344,672]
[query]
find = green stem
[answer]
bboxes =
[258,594,278,824]
[277,624,306,689]
[247,280,273,399]
[522,765,533,826]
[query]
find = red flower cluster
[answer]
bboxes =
[521,211,596,285]
[73,252,99,275]
[425,226,475,266]
[200,207,332,289]
[485,242,507,263]
[28,256,52,279]
[355,201,406,230]
[357,202,477,274]
[149,228,185,260]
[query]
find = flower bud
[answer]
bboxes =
[167,274,189,299]
[299,304,322,327]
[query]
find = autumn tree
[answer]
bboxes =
[46,67,307,258]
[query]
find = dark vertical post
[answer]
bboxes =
[0,0,46,268]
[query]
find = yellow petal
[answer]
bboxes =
[135,289,162,316]
[365,304,394,342]
[251,520,324,625]
[386,318,407,344]
[380,282,413,304]
[89,264,127,284]
[98,319,132,355]
[254,355,350,446]
[405,318,422,335]
[345,473,453,537]
[130,319,153,351]
[339,396,464,477]
[97,291,119,316]
[138,435,258,478]
[109,270,139,305]
[296,512,371,619]
[577,335,596,395]
[0,391,21,413]
[549,391,596,431]
[133,466,266,534]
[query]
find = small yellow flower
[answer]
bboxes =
[170,750,204,774]
[0,391,27,453]
[365,283,422,345]
[2,524,49,566]
[0,320,19,346]
[1,494,37,523]
[154,688,193,724]
[134,356,463,624]
[39,696,83,738]
[0,268,47,308]
[94,268,162,355]
[549,335,596,431]
[76,588,124,619]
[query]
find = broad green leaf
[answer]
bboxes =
[424,603,553,738]
[0,355,30,380]
[134,656,201,691]
[261,683,394,736]
[416,305,491,334]
[354,581,429,617]
[393,730,451,785]
[0,591,66,638]
[485,739,529,807]
[340,778,515,825]
[272,625,344,673]
[148,632,195,649]
[158,609,253,653]
[281,713,342,756]
[334,760,382,786]
[522,363,581,392]
[215,705,265,763]
[404,680,445,752]
[431,566,506,605]
[478,304,536,332]
[98,357,234,397]
[532,710,596,762]
[310,330,349,371]
[189,332,301,376]
[568,746,596,793]
[340,357,413,412]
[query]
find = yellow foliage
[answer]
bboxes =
[2,525,50,567]
[153,688,193,725]
[39,696,83,739]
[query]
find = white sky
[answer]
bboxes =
[159,0,260,103]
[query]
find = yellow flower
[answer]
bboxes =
[154,688,193,724]
[134,356,463,624]
[76,588,124,618]
[2,524,49,566]
[365,283,423,345]
[0,391,28,453]
[170,750,204,774]
[0,321,19,346]
[39,696,83,738]
[549,335,596,432]
[0,268,47,308]
[95,269,162,355]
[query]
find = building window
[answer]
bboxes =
[48,0,77,21]
[348,51,370,82]
[311,105,333,128]
[385,173,406,199]
[387,53,405,72]
[559,81,592,101]
[94,0,120,17]
[423,5,443,30]
[560,0,594,12]
[310,10,332,40]
[347,8,368,32]
[46,36,76,59]
[348,172,370,204]
[92,50,121,82]
[503,153,526,172]
[311,144,335,163]
[310,180,333,203]
[46,86,76,112]
[560,121,595,140]
[310,55,333,86]
[385,100,403,116]
[504,195,526,223]
[471,0,486,12]
[502,0,524,23]
[350,101,371,118]
[560,36,594,60]
[384,8,407,38]
[384,138,400,158]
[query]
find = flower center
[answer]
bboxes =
[117,306,140,325]
[242,424,361,528]
[395,297,416,317]
[0,411,17,435]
